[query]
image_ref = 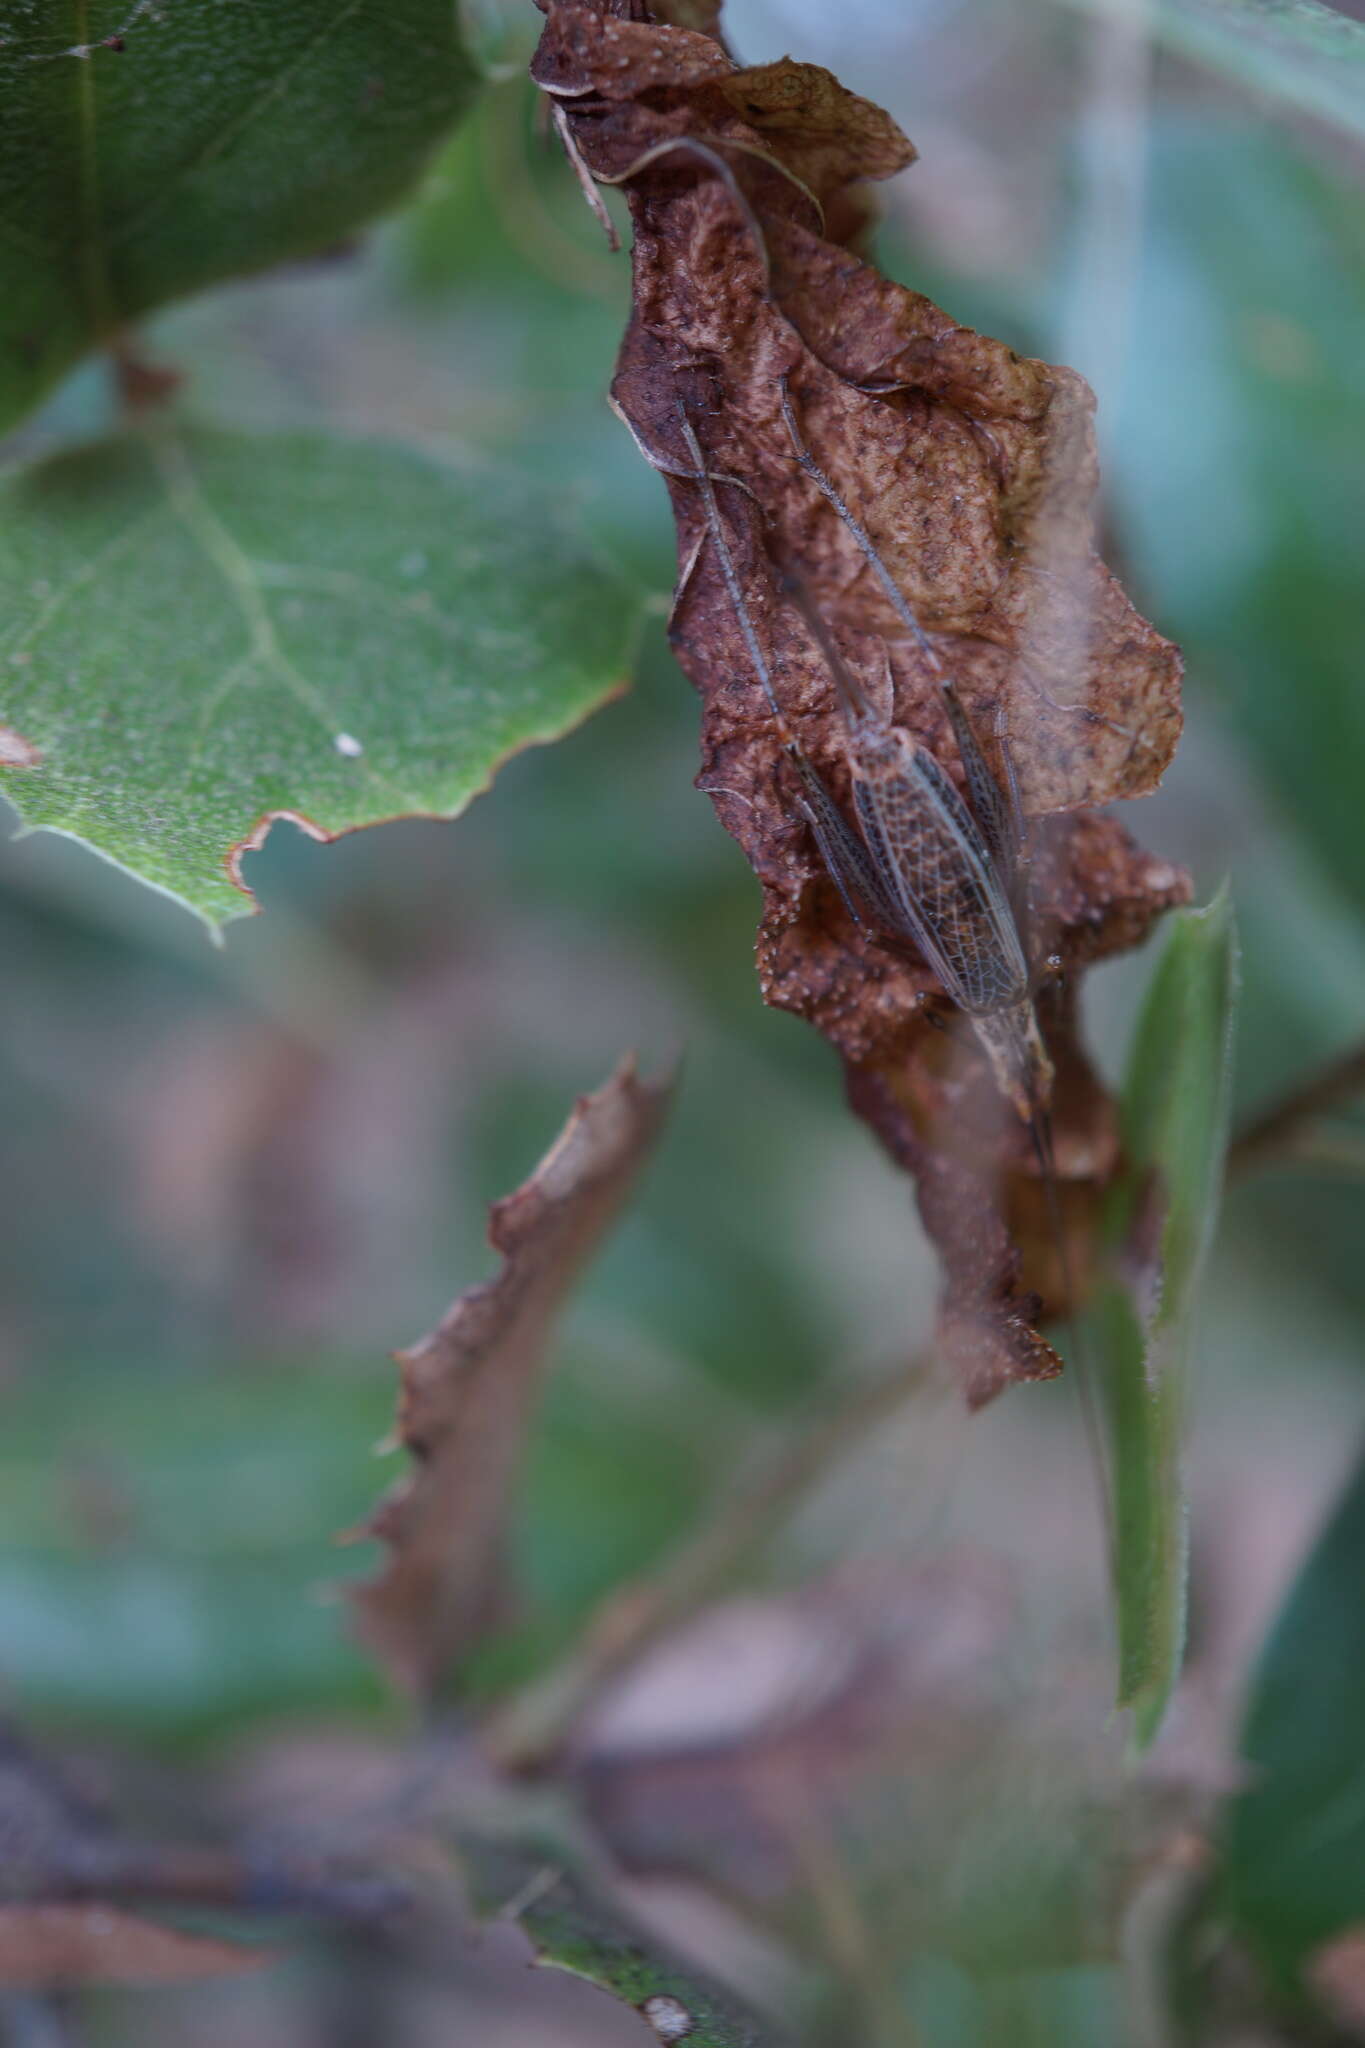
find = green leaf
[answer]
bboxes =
[1111,122,1365,922]
[0,428,640,928]
[1053,0,1365,140]
[0,1361,388,1735]
[468,1840,784,2047]
[1105,889,1240,1746]
[0,0,480,435]
[1225,1443,1365,1983]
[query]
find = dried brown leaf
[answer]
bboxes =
[535,0,1190,1400]
[715,58,915,192]
[0,1905,264,1987]
[533,13,733,100]
[649,0,727,34]
[348,1058,673,1697]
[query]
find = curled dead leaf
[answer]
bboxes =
[534,0,1190,1400]
[347,1058,673,1698]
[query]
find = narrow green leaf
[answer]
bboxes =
[1099,1281,1184,1746]
[0,428,640,928]
[1107,889,1239,1746]
[469,1841,783,2047]
[1226,1443,1365,1981]
[1124,887,1240,1334]
[1053,0,1365,140]
[0,1,480,435]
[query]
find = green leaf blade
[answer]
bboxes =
[0,1,481,434]
[1155,0,1365,140]
[469,1843,783,2047]
[1053,0,1365,141]
[0,428,641,927]
[1101,1285,1188,1744]
[1124,885,1241,1328]
[1226,1444,1365,1981]
[1107,890,1240,1745]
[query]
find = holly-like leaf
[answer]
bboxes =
[348,1060,673,1701]
[0,0,480,436]
[1105,889,1239,1746]
[1226,1444,1365,1984]
[0,427,641,928]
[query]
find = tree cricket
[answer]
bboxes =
[676,396,1055,1131]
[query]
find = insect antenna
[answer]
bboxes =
[675,408,787,731]
[778,568,879,732]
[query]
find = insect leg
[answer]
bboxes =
[676,408,789,733]
[992,701,1026,869]
[992,698,1037,932]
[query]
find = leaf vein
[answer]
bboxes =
[103,0,370,257]
[150,433,414,811]
[0,498,164,662]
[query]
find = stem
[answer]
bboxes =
[109,336,181,417]
[782,1808,926,2048]
[0,1996,81,2048]
[484,1354,931,1771]
[20,1843,408,1925]
[1228,1038,1365,1181]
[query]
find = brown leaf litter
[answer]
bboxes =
[533,0,1190,1403]
[348,1058,673,1697]
[0,1905,264,1989]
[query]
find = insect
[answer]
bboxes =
[675,391,1055,1130]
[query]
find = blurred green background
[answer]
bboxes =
[1,1,1363,2040]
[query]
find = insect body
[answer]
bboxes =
[676,400,1053,1126]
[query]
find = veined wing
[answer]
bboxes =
[851,732,1030,1015]
[940,685,1019,893]
[787,745,906,934]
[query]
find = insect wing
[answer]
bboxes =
[853,734,1030,1015]
[942,689,1019,894]
[789,747,903,932]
